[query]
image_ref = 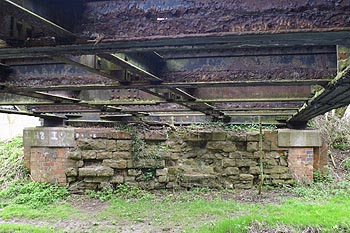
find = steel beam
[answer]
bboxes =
[289,66,350,123]
[0,30,349,59]
[0,0,76,44]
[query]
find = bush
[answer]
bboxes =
[312,115,350,150]
[0,136,29,189]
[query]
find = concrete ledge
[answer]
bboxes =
[23,127,75,147]
[278,129,321,147]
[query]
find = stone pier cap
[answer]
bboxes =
[278,129,321,147]
[23,127,75,148]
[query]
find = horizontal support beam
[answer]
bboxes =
[0,30,349,59]
[13,79,330,92]
[97,53,163,82]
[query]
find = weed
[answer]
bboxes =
[86,188,115,202]
[130,132,145,161]
[86,184,154,201]
[0,181,69,208]
[114,184,154,200]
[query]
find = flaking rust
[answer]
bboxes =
[78,0,350,39]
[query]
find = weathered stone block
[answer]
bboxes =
[278,129,321,147]
[249,166,261,175]
[183,131,212,141]
[77,139,107,150]
[76,160,84,168]
[156,168,168,176]
[264,131,279,151]
[222,159,236,167]
[96,166,114,176]
[158,175,168,183]
[105,140,117,151]
[111,175,124,184]
[247,132,259,142]
[116,140,131,151]
[102,159,127,169]
[235,182,253,189]
[96,151,113,160]
[247,142,259,152]
[112,152,132,159]
[133,159,165,169]
[81,150,97,160]
[65,167,78,177]
[227,133,246,142]
[143,131,168,141]
[207,141,236,152]
[235,159,257,167]
[68,151,82,160]
[84,177,109,183]
[125,176,136,182]
[229,151,254,159]
[166,182,175,189]
[128,169,142,176]
[223,167,239,175]
[240,174,254,181]
[262,159,279,167]
[79,166,114,177]
[211,132,227,141]
[265,152,281,159]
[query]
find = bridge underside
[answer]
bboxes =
[0,0,350,127]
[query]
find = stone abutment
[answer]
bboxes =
[23,127,327,191]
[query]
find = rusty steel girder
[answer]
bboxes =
[78,0,350,39]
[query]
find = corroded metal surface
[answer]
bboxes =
[78,0,350,39]
[0,0,349,125]
[161,68,335,82]
[2,63,115,87]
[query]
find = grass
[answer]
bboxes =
[0,204,81,220]
[1,180,350,232]
[0,183,350,232]
[198,196,350,233]
[0,223,57,233]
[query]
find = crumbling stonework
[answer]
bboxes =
[23,127,327,191]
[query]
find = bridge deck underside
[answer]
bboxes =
[0,0,350,127]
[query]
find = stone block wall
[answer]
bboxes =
[23,127,327,191]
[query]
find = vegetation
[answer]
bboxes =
[185,122,277,131]
[1,118,350,232]
[312,115,350,150]
[0,137,28,189]
[0,224,56,233]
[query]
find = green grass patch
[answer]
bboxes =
[0,181,69,208]
[197,196,350,233]
[98,190,247,229]
[0,203,81,220]
[0,223,57,233]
